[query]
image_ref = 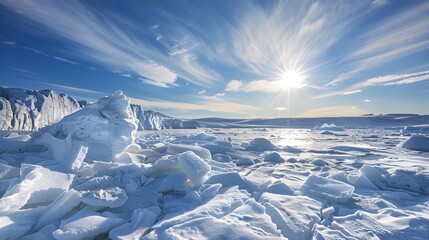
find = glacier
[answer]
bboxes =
[0,86,198,131]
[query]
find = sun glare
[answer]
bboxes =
[279,70,307,89]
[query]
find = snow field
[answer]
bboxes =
[0,92,428,239]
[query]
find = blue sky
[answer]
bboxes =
[1,0,428,118]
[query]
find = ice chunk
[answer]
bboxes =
[212,153,232,162]
[34,133,88,172]
[148,187,249,233]
[263,151,285,163]
[244,170,272,192]
[157,173,188,192]
[331,208,429,239]
[260,193,324,240]
[81,187,128,208]
[178,151,211,186]
[359,164,389,189]
[0,162,20,180]
[399,135,429,152]
[245,138,277,151]
[146,199,282,239]
[312,224,358,240]
[205,172,252,192]
[125,180,139,194]
[0,164,74,213]
[0,214,34,239]
[236,157,255,166]
[167,144,212,161]
[314,123,345,131]
[153,155,181,172]
[387,169,429,195]
[200,184,222,201]
[35,190,82,230]
[109,207,161,240]
[347,172,378,190]
[41,91,138,159]
[22,223,58,240]
[311,159,327,166]
[182,133,217,142]
[201,140,233,154]
[321,206,335,220]
[266,180,294,195]
[300,175,354,203]
[282,145,302,153]
[53,208,124,240]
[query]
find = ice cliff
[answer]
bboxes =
[0,86,198,131]
[0,86,81,131]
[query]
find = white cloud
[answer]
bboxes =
[275,107,288,111]
[2,41,16,45]
[149,24,160,30]
[227,1,366,78]
[52,56,78,65]
[341,90,362,96]
[0,1,219,88]
[329,1,429,86]
[371,0,389,7]
[362,70,429,86]
[131,62,177,87]
[225,79,306,93]
[225,80,243,92]
[35,82,105,95]
[363,99,371,103]
[197,89,206,95]
[129,97,257,114]
[384,74,429,86]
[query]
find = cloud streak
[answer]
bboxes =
[129,97,257,114]
[0,0,220,87]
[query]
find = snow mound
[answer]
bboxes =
[399,135,429,152]
[245,138,277,151]
[53,208,124,240]
[300,175,354,203]
[330,208,429,239]
[263,151,285,163]
[387,169,429,195]
[314,123,345,131]
[41,91,138,159]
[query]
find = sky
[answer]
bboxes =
[1,0,428,119]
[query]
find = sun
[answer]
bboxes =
[278,70,307,89]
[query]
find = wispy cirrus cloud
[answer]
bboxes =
[328,1,429,86]
[129,97,257,115]
[225,1,368,78]
[52,56,79,65]
[0,0,220,88]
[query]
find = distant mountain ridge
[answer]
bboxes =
[196,115,429,128]
[2,86,428,131]
[0,86,198,131]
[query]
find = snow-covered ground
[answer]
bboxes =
[0,92,428,239]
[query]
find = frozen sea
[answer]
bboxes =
[0,92,428,240]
